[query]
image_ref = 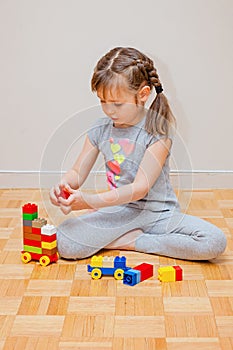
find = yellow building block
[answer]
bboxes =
[90,255,103,267]
[103,256,114,268]
[158,266,176,282]
[41,240,57,250]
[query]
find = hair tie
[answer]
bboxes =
[133,59,142,66]
[155,85,163,94]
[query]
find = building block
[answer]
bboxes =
[158,266,183,282]
[41,241,57,250]
[22,203,38,214]
[42,247,58,256]
[158,266,176,282]
[24,238,42,248]
[60,187,71,199]
[114,256,127,269]
[123,269,141,286]
[41,233,56,243]
[21,251,58,266]
[22,212,38,221]
[133,263,153,282]
[98,267,118,275]
[41,224,56,236]
[23,219,33,227]
[173,266,183,281]
[23,226,32,234]
[103,256,114,268]
[90,255,103,267]
[123,263,153,286]
[32,227,42,235]
[23,245,43,254]
[23,232,42,242]
[32,218,47,228]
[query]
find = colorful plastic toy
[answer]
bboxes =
[123,262,154,286]
[158,265,183,282]
[21,203,58,266]
[59,187,71,199]
[87,255,131,280]
[173,265,183,281]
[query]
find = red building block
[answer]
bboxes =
[60,188,71,199]
[23,238,42,248]
[41,234,56,243]
[133,263,153,282]
[22,203,38,214]
[173,266,183,281]
[32,227,41,235]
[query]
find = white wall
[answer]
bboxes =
[0,0,233,188]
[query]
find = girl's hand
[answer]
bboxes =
[49,182,72,206]
[58,189,94,215]
[50,183,61,206]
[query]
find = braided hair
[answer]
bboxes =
[91,47,175,137]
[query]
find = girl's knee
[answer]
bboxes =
[56,228,95,260]
[200,227,227,260]
[191,216,227,259]
[211,227,227,258]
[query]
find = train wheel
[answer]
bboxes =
[39,255,50,267]
[91,268,102,279]
[21,252,32,264]
[114,268,124,280]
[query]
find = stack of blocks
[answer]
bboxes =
[22,203,58,266]
[158,265,183,282]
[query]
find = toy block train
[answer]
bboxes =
[21,203,58,266]
[87,255,131,280]
[87,255,154,284]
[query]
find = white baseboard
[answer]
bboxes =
[0,171,233,189]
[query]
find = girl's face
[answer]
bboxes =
[97,79,150,128]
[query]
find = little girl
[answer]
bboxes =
[50,47,226,260]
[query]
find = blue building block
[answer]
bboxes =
[123,269,141,286]
[114,256,127,269]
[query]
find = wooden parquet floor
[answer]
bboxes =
[0,188,233,350]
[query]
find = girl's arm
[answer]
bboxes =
[50,135,99,205]
[59,138,171,212]
[62,135,99,189]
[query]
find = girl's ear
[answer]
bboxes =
[138,85,151,103]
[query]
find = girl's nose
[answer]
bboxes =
[105,103,115,115]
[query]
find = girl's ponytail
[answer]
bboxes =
[144,65,176,138]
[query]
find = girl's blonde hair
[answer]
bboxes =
[91,47,176,137]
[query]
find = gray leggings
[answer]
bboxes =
[57,205,227,261]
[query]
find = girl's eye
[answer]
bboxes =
[100,101,123,107]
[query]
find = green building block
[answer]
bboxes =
[24,245,42,254]
[22,212,38,221]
